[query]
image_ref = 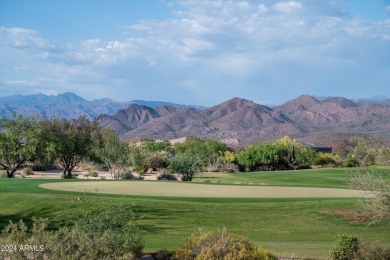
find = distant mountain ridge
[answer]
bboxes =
[0,92,205,119]
[1,92,390,145]
[96,95,390,145]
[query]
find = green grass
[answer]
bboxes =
[194,166,390,188]
[1,166,389,259]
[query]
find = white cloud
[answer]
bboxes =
[273,1,302,14]
[0,27,53,49]
[1,1,390,105]
[386,5,390,12]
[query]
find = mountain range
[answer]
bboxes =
[0,92,204,120]
[1,92,390,146]
[97,95,390,146]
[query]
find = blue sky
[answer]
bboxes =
[1,0,389,106]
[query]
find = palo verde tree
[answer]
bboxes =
[173,136,232,168]
[168,153,203,181]
[39,116,98,178]
[349,168,390,222]
[92,128,131,179]
[0,114,40,178]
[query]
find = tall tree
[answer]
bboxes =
[40,116,97,178]
[92,128,130,179]
[0,115,39,178]
[169,153,203,181]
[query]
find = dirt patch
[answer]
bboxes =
[322,210,380,222]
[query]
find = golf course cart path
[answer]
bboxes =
[39,181,369,198]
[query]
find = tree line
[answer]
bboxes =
[1,115,389,179]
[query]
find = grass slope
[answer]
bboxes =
[194,166,390,188]
[1,167,389,259]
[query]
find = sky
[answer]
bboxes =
[1,0,390,106]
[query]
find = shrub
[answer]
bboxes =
[121,172,138,180]
[175,228,276,260]
[349,169,390,222]
[330,234,359,260]
[296,164,312,170]
[358,239,390,260]
[341,156,358,167]
[32,164,49,171]
[0,217,143,260]
[153,249,172,260]
[0,171,7,178]
[22,166,34,176]
[85,167,99,177]
[157,169,177,180]
[330,234,390,260]
[315,153,340,167]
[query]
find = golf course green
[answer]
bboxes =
[1,166,389,259]
[40,181,369,198]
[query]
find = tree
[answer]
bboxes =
[257,142,287,168]
[173,136,232,169]
[295,147,317,166]
[169,153,203,181]
[237,145,261,171]
[128,144,149,174]
[350,137,369,166]
[92,128,131,179]
[237,142,288,171]
[139,138,172,171]
[39,116,98,178]
[275,136,303,165]
[0,115,39,178]
[349,168,390,222]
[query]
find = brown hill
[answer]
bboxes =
[274,95,390,135]
[97,95,390,145]
[96,104,160,134]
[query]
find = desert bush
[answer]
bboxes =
[330,234,390,260]
[341,156,358,167]
[86,166,99,177]
[0,171,7,178]
[357,239,390,260]
[315,153,340,167]
[330,234,359,260]
[296,163,312,170]
[158,169,177,180]
[175,228,276,260]
[121,172,140,180]
[0,217,142,260]
[153,249,172,260]
[22,166,34,176]
[349,168,390,222]
[32,164,49,171]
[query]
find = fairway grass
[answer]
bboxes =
[40,181,369,198]
[1,167,389,259]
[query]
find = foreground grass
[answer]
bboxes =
[1,167,389,259]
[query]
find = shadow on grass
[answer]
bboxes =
[0,206,62,232]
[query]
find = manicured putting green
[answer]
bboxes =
[39,181,369,198]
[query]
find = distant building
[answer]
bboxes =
[302,143,333,153]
